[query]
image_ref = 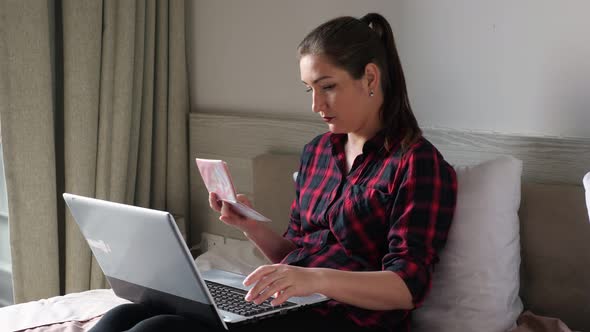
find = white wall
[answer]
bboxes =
[188,0,590,138]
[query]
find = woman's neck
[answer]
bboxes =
[347,123,383,153]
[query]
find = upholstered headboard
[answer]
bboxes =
[189,112,590,330]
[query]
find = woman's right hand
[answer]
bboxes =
[208,192,258,232]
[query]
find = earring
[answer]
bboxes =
[369,90,374,97]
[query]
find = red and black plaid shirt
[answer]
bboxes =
[281,130,457,331]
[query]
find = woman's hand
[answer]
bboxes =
[209,192,297,263]
[243,264,322,306]
[208,192,258,232]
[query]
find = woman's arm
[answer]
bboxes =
[241,221,296,264]
[209,193,296,263]
[315,269,413,310]
[243,265,413,310]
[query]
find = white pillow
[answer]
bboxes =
[413,156,524,332]
[584,172,590,222]
[195,240,270,275]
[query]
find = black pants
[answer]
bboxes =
[89,303,384,332]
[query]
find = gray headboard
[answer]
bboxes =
[189,111,590,330]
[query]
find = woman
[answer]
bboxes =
[91,12,457,332]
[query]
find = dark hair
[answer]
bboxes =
[298,13,421,152]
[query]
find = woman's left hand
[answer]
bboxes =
[243,264,322,306]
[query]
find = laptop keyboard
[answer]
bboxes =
[205,280,296,317]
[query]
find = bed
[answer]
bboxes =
[1,112,589,332]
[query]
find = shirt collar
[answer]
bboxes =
[329,128,394,156]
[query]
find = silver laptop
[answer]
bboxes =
[63,193,328,330]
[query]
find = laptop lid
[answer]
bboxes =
[63,193,227,330]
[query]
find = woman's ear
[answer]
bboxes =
[364,63,380,91]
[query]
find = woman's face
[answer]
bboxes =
[299,54,382,137]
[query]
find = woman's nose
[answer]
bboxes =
[312,92,324,114]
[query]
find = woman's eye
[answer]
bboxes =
[304,84,335,93]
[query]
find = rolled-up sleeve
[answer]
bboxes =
[283,148,308,248]
[283,197,303,247]
[382,145,457,307]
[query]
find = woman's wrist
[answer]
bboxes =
[310,267,330,295]
[241,221,265,239]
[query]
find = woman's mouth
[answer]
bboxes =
[323,116,335,123]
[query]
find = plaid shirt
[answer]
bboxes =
[281,130,457,331]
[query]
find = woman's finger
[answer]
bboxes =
[220,201,232,216]
[243,264,279,287]
[236,194,252,208]
[251,278,290,305]
[245,276,280,303]
[244,267,283,301]
[208,193,222,211]
[270,286,294,306]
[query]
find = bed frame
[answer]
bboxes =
[189,112,590,330]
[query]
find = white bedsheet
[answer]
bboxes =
[0,289,129,332]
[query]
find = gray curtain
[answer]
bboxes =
[0,0,190,303]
